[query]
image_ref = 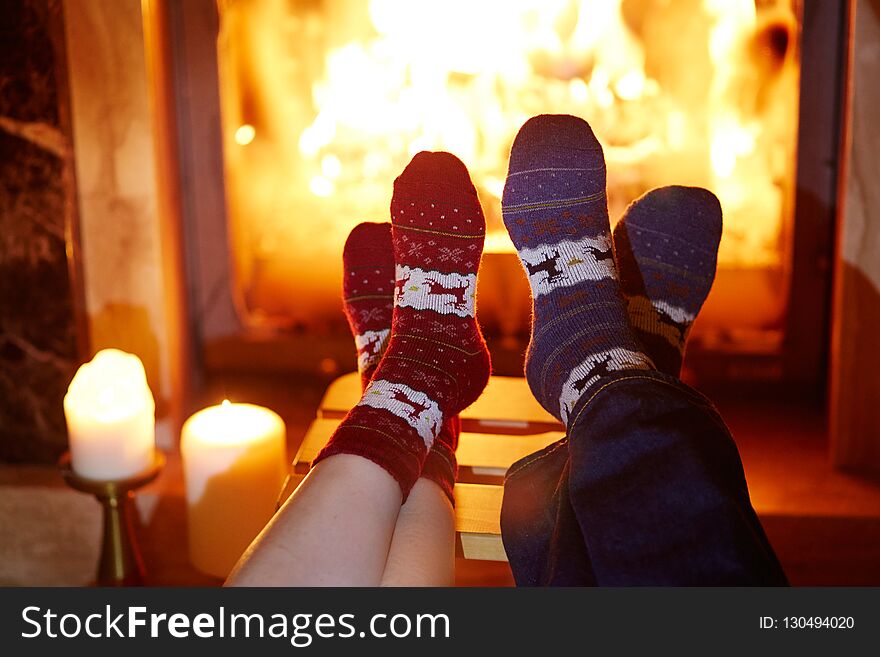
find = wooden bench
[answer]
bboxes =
[293,418,563,480]
[280,374,563,562]
[317,372,563,434]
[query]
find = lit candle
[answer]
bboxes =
[181,400,287,578]
[63,349,156,480]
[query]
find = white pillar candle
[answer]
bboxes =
[63,349,156,480]
[181,400,287,578]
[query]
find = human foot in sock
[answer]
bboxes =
[613,186,722,376]
[340,221,462,503]
[341,222,395,386]
[502,114,653,426]
[316,152,490,499]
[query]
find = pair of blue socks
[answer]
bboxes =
[503,115,722,426]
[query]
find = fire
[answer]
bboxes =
[296,0,658,243]
[217,0,799,325]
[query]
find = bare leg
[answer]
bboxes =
[226,454,402,586]
[380,478,455,586]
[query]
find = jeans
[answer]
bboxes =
[500,370,789,585]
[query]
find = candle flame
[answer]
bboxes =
[234,124,256,145]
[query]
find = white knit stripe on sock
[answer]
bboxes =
[355,329,390,372]
[517,234,616,298]
[358,379,443,447]
[558,348,654,423]
[626,296,694,347]
[394,265,476,318]
[653,298,697,324]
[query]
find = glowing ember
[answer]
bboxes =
[217,0,800,326]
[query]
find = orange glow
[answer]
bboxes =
[217,0,800,328]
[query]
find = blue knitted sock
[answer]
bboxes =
[613,186,723,376]
[502,114,654,426]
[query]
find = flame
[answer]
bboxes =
[702,0,799,267]
[297,0,656,218]
[217,0,800,325]
[234,124,256,146]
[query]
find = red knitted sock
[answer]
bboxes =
[341,222,395,387]
[340,221,461,504]
[418,415,460,504]
[315,152,490,500]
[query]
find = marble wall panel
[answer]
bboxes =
[0,0,80,462]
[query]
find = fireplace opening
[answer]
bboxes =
[215,0,801,370]
[177,0,846,393]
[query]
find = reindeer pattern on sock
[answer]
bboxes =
[571,354,613,394]
[359,379,443,445]
[518,234,617,298]
[354,329,390,372]
[424,278,471,312]
[557,348,654,423]
[394,272,412,302]
[525,249,564,283]
[585,243,614,265]
[626,295,695,348]
[393,264,476,318]
[390,387,431,420]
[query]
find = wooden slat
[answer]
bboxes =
[294,418,563,478]
[317,372,563,433]
[454,482,506,561]
[457,431,560,478]
[276,474,506,562]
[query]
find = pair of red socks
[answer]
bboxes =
[313,152,491,503]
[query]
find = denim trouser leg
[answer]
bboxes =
[501,371,788,585]
[500,441,597,586]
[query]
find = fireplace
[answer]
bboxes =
[140,0,849,396]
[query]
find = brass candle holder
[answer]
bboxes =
[59,451,165,586]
